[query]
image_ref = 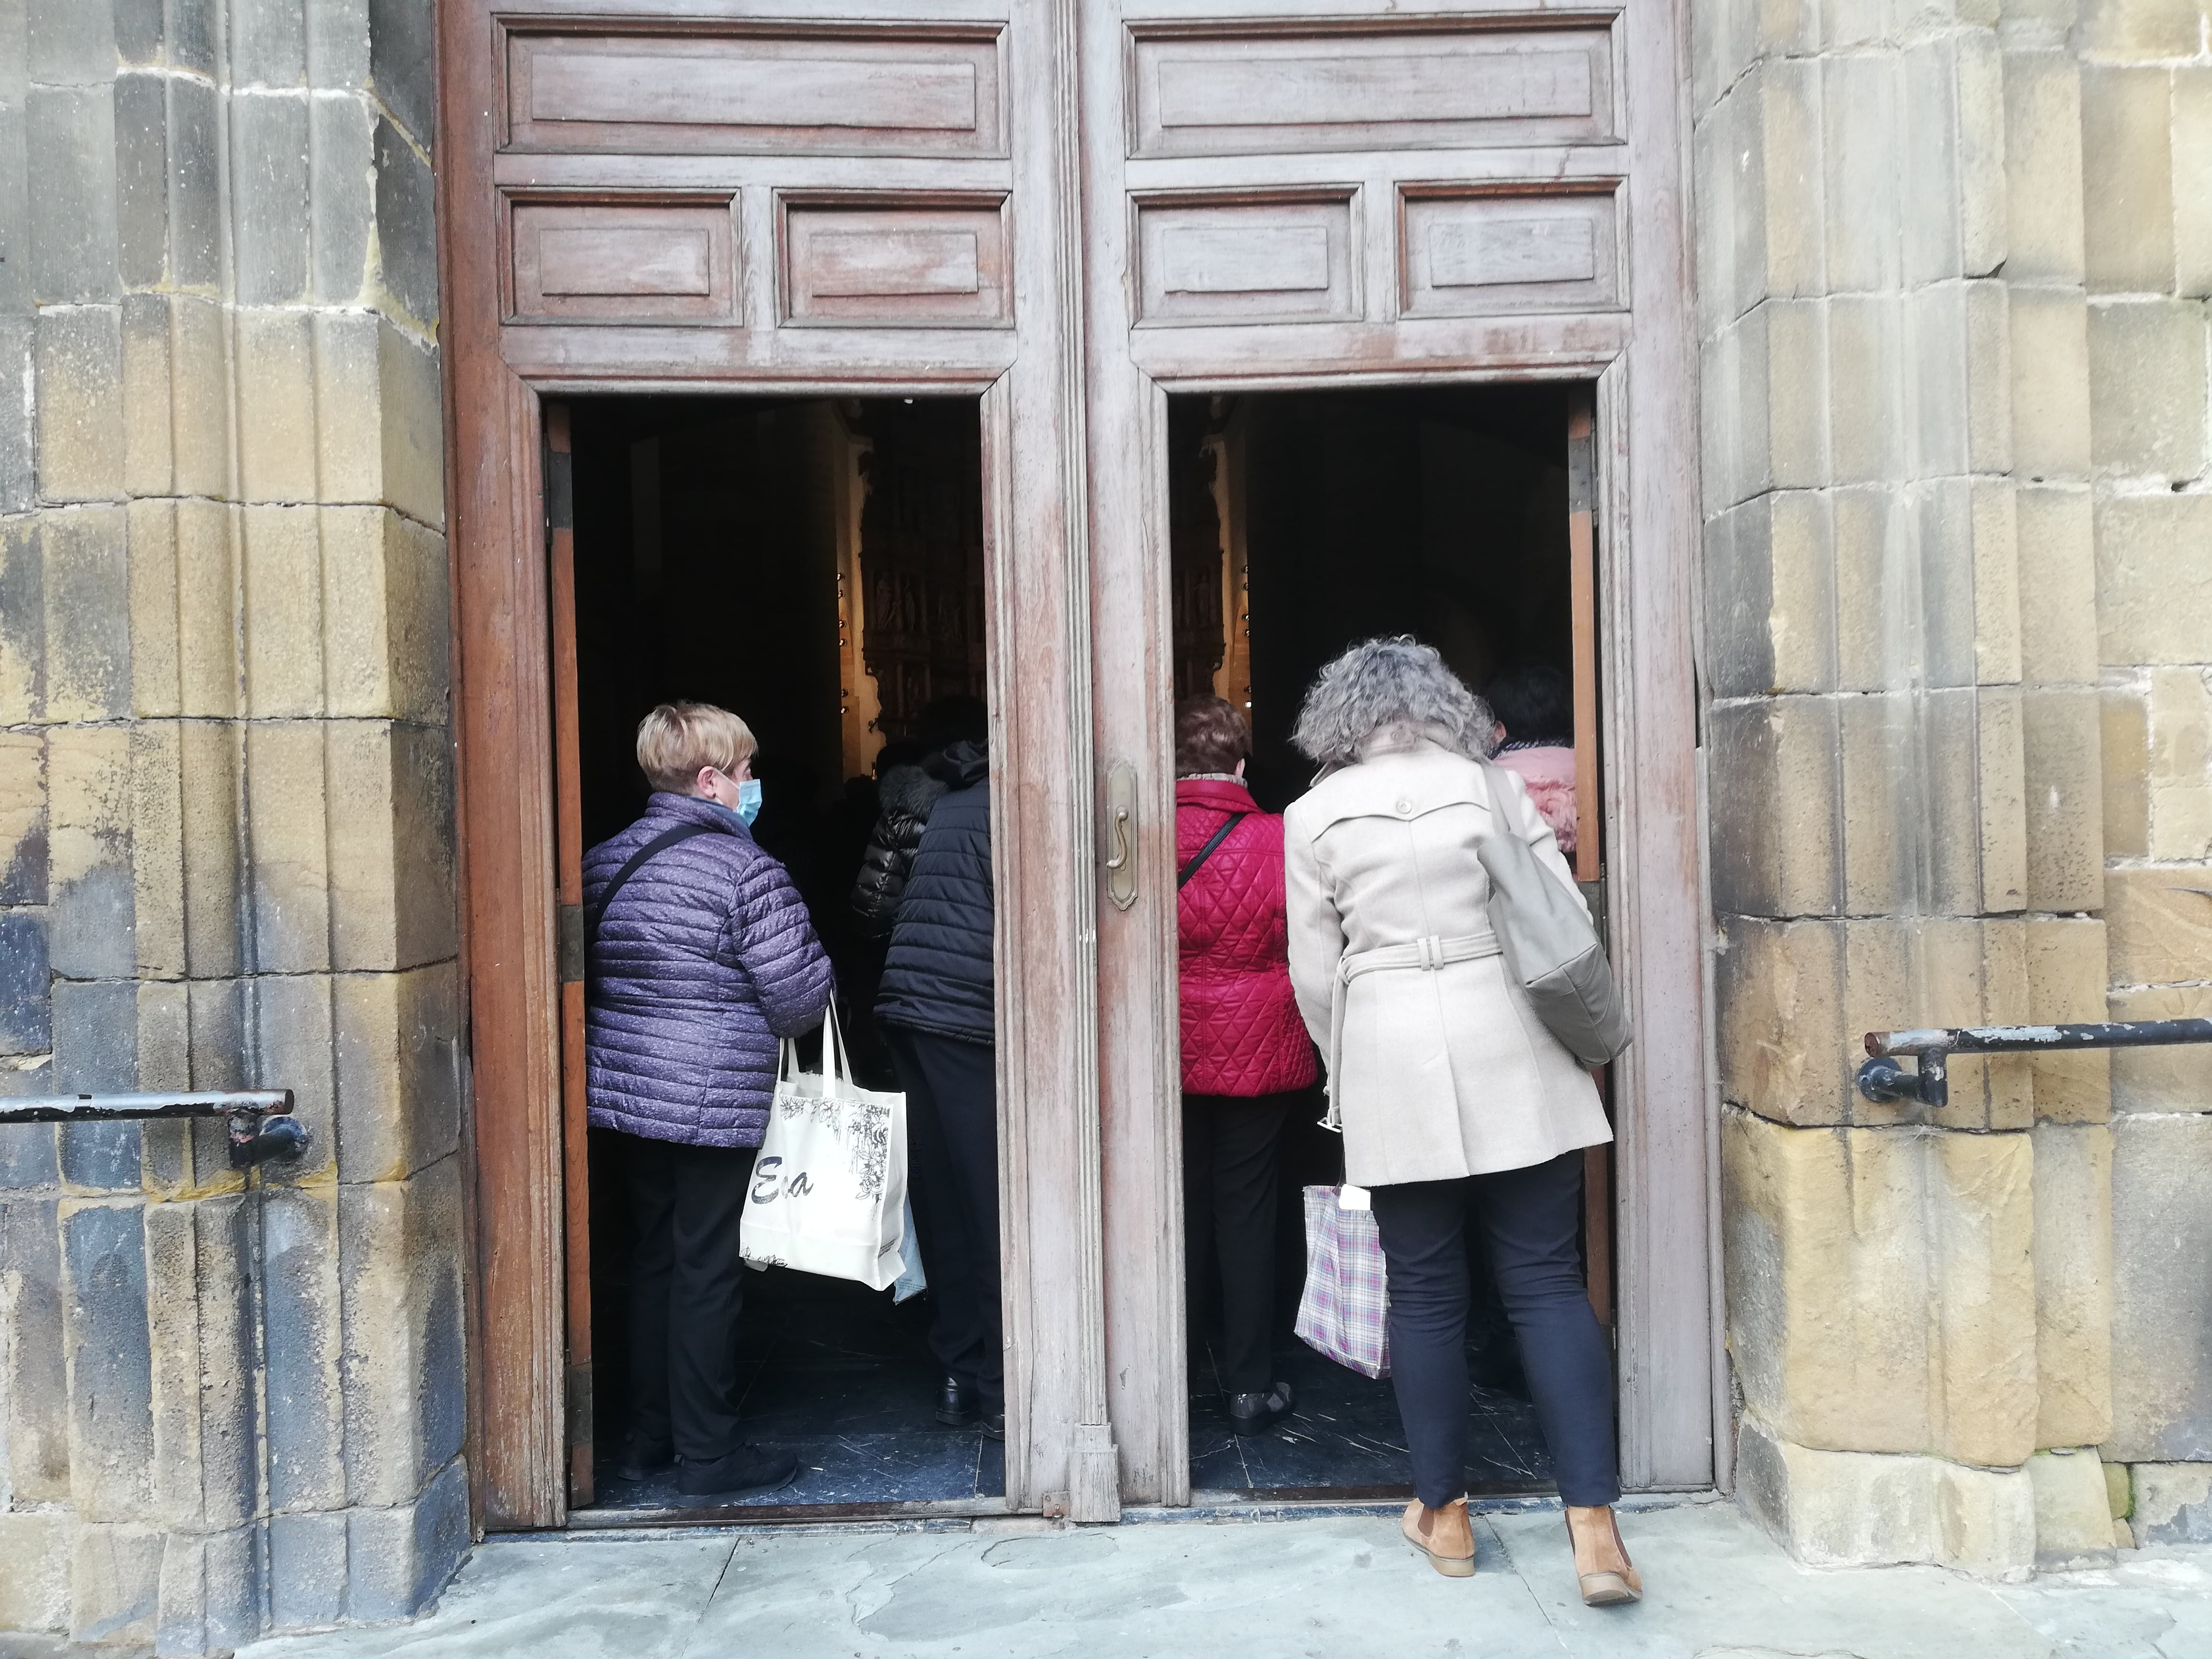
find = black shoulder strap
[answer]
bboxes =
[1178,812,1249,890]
[587,823,719,938]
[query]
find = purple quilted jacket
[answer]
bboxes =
[583,792,833,1148]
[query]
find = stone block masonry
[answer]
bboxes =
[1696,0,2212,1577]
[0,0,466,1651]
[2074,0,2212,1531]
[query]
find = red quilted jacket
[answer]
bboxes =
[1176,777,1320,1097]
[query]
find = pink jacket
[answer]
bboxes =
[1176,777,1320,1097]
[1494,744,1578,860]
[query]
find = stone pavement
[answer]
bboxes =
[212,1495,2212,1659]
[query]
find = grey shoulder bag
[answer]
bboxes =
[1475,762,1633,1065]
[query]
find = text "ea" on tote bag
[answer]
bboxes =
[739,1002,908,1291]
[1477,761,1633,1066]
[1294,1184,1391,1380]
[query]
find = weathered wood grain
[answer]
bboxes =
[1606,0,1715,1491]
[510,198,739,323]
[443,0,574,1531]
[1128,17,1619,158]
[505,21,1008,157]
[782,196,1010,325]
[1400,184,1623,318]
[1135,192,1357,326]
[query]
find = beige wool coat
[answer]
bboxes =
[1283,732,1613,1187]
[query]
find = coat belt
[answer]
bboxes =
[1323,930,1503,1131]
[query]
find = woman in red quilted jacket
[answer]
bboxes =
[1176,695,1319,1436]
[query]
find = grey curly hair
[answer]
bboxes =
[1291,637,1498,770]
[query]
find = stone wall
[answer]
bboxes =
[1697,0,2209,1574]
[0,0,467,1648]
[2082,0,2212,1551]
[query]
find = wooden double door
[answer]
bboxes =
[438,0,1713,1530]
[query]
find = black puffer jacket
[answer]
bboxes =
[850,764,948,938]
[876,742,993,1044]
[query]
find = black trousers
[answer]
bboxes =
[1370,1150,1619,1509]
[623,1136,759,1463]
[1182,1093,1292,1394]
[886,1026,1004,1405]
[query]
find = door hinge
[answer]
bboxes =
[1578,876,1608,957]
[1567,395,1595,516]
[566,1359,593,1449]
[544,409,574,532]
[557,903,585,984]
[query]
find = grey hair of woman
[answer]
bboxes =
[1291,636,1499,770]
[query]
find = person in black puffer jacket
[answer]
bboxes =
[850,696,987,937]
[875,738,1001,1436]
[848,754,946,938]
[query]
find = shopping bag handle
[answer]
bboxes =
[820,998,850,1092]
[778,1000,857,1094]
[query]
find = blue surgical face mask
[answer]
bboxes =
[735,777,763,826]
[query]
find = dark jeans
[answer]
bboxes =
[1370,1150,1619,1508]
[623,1136,759,1463]
[1182,1092,1292,1394]
[886,1026,1003,1405]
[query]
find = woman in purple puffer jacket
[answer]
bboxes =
[584,702,833,1502]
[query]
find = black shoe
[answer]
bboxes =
[614,1433,674,1483]
[937,1372,981,1427]
[675,1445,800,1500]
[1229,1382,1297,1436]
[980,1409,1005,1443]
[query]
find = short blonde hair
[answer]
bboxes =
[636,702,756,793]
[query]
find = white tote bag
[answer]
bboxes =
[739,1003,908,1291]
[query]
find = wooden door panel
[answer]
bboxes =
[1126,16,1620,158]
[781,194,1013,326]
[509,197,741,324]
[490,19,1020,375]
[1398,183,1624,318]
[1086,0,1708,1505]
[452,0,1125,1530]
[1566,389,1613,1332]
[544,404,594,1511]
[1132,191,1359,326]
[503,21,1009,157]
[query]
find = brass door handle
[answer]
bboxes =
[1105,762,1138,911]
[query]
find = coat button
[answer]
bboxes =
[1395,799,1413,816]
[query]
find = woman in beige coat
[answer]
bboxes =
[1283,637,1637,1604]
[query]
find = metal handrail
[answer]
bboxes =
[0,1089,307,1167]
[1858,1021,2212,1110]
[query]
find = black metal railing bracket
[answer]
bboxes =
[0,1089,306,1168]
[1858,1022,2212,1111]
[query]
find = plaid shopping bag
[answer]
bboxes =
[1294,1184,1391,1379]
